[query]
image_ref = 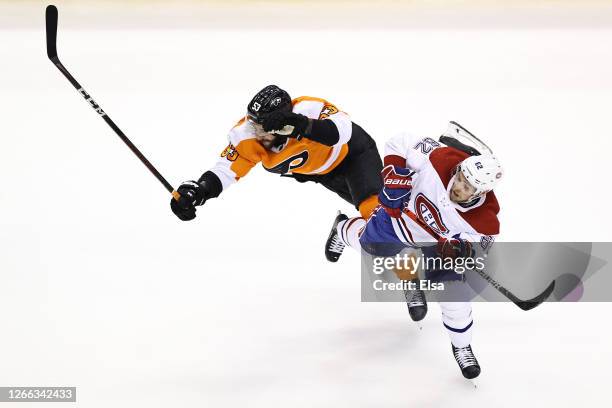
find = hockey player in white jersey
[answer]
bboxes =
[325,122,503,381]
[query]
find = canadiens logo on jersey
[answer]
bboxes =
[414,193,449,235]
[221,144,239,162]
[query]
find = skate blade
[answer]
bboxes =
[416,321,423,331]
[469,379,478,388]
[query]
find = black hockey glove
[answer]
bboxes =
[170,181,208,221]
[262,111,311,139]
[170,172,223,221]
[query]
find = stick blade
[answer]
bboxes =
[516,280,556,311]
[46,5,58,60]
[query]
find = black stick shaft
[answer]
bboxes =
[45,5,179,200]
[402,208,554,310]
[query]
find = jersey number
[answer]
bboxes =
[413,137,440,154]
[221,144,239,161]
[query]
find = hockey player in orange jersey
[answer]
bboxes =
[171,85,383,239]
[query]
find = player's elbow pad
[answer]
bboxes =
[308,119,340,146]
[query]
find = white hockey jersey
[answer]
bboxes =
[383,132,500,251]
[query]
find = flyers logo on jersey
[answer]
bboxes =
[414,193,449,235]
[221,144,239,162]
[265,151,309,174]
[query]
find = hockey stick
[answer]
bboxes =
[440,121,493,156]
[45,5,180,201]
[402,209,555,311]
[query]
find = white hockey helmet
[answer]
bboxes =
[459,154,503,196]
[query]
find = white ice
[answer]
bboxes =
[0,2,611,407]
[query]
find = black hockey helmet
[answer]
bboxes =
[247,85,292,124]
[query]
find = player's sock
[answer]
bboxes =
[336,216,366,251]
[440,301,473,348]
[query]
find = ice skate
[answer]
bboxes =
[325,211,348,262]
[452,344,481,384]
[404,286,428,329]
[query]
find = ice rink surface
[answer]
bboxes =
[1,1,612,407]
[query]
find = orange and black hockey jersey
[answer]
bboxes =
[209,96,353,191]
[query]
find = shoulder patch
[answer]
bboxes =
[319,103,339,120]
